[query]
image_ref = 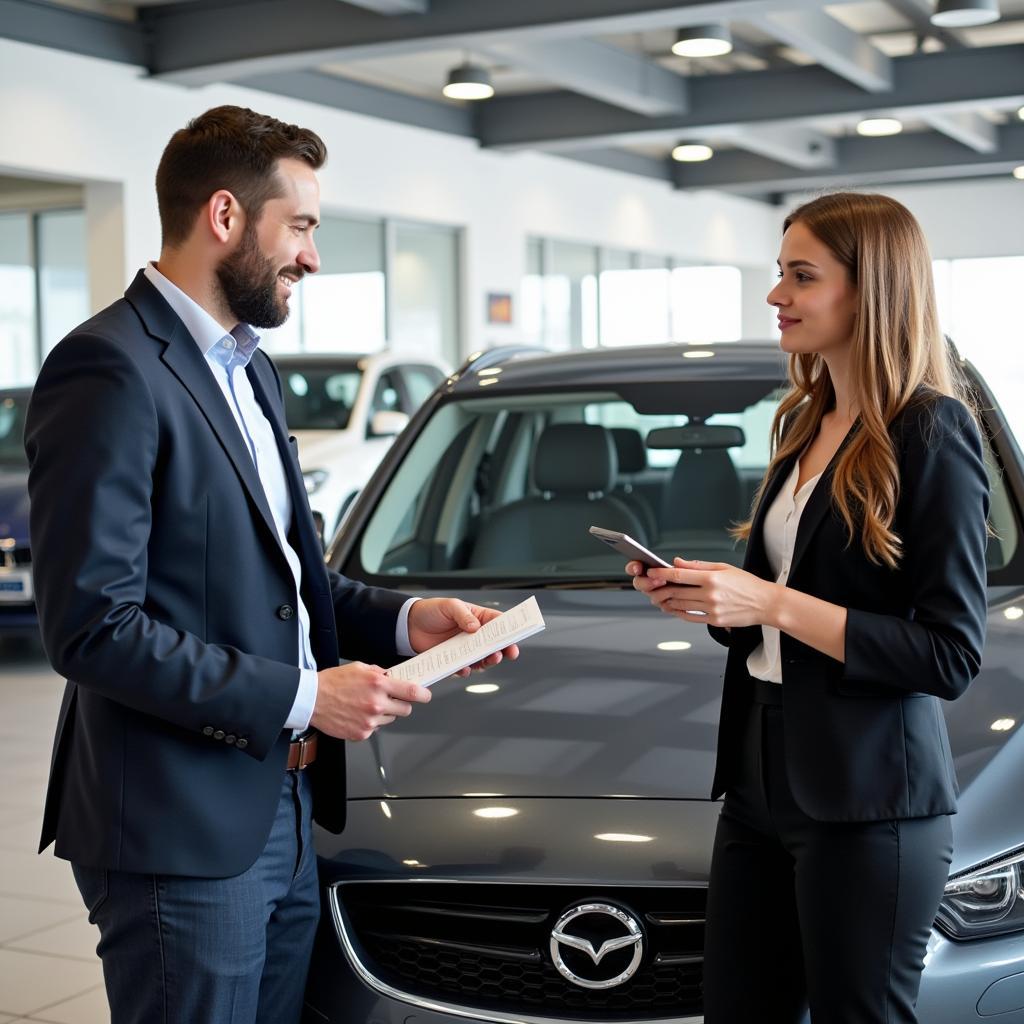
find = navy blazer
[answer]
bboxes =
[26,271,409,877]
[709,394,990,822]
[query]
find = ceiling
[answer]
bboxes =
[5,0,1024,201]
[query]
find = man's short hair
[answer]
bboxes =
[156,105,327,248]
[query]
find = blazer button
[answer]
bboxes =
[236,738,249,750]
[225,734,237,745]
[277,604,294,620]
[202,725,214,737]
[213,729,225,741]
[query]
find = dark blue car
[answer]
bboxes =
[0,388,36,633]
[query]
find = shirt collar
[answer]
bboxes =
[144,262,261,368]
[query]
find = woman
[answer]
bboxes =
[630,192,990,1024]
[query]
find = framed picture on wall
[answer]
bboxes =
[487,292,513,324]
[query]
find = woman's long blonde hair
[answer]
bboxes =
[734,192,973,568]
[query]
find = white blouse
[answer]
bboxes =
[746,460,823,684]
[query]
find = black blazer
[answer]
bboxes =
[26,271,409,877]
[710,395,990,822]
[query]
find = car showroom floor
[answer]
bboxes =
[0,637,107,1024]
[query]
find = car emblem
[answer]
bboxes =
[549,902,644,990]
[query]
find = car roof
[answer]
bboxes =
[448,342,790,393]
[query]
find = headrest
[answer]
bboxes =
[534,424,617,494]
[611,428,647,475]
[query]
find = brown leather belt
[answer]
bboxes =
[287,731,318,771]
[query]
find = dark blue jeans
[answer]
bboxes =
[72,770,318,1024]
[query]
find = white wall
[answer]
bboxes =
[0,37,780,358]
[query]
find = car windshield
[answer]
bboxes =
[0,393,28,469]
[280,362,362,431]
[347,381,786,585]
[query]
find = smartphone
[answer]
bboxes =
[588,526,672,569]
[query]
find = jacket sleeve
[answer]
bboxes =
[707,624,733,648]
[25,333,299,760]
[843,397,990,700]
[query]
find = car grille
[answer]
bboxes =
[332,881,705,1021]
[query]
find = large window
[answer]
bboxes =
[262,214,460,367]
[0,209,88,387]
[933,257,1024,446]
[523,237,740,350]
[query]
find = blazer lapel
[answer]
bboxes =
[246,356,330,597]
[125,273,282,549]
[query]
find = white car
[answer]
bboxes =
[275,352,447,542]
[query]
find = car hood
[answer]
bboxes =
[345,588,1024,818]
[0,468,30,542]
[290,429,357,464]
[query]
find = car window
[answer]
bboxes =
[281,366,361,430]
[401,366,444,411]
[351,383,784,583]
[371,373,402,416]
[0,394,28,468]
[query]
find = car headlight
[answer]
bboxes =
[936,848,1024,940]
[303,469,328,496]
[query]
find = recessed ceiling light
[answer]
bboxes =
[1013,166,1024,181]
[672,24,733,58]
[931,0,1000,28]
[594,833,655,843]
[991,718,1016,732]
[1005,605,1024,618]
[443,63,495,101]
[1018,106,1024,121]
[466,683,500,694]
[857,117,903,137]
[683,349,716,359]
[672,143,714,162]
[657,641,693,651]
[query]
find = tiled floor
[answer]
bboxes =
[0,637,107,1024]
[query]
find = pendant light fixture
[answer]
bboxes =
[442,62,494,101]
[930,0,1000,27]
[672,24,733,58]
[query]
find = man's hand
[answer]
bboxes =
[408,598,521,678]
[627,557,779,628]
[310,662,431,741]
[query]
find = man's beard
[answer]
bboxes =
[216,222,301,329]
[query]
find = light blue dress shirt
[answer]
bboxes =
[144,264,417,731]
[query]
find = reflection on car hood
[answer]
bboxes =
[0,469,30,542]
[345,589,1024,823]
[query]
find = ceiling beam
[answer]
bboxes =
[671,121,1024,193]
[717,125,836,169]
[143,0,865,85]
[749,9,892,92]
[233,69,474,136]
[477,43,1024,151]
[479,39,688,116]
[562,148,675,182]
[0,0,148,65]
[920,110,998,153]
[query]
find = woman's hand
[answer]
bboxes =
[627,557,781,628]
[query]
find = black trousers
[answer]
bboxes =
[703,680,953,1024]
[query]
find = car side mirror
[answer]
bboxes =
[369,410,409,438]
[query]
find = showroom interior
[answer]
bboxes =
[2,0,1024,1022]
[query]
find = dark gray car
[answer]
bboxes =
[303,344,1024,1024]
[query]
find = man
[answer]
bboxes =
[25,105,518,1024]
